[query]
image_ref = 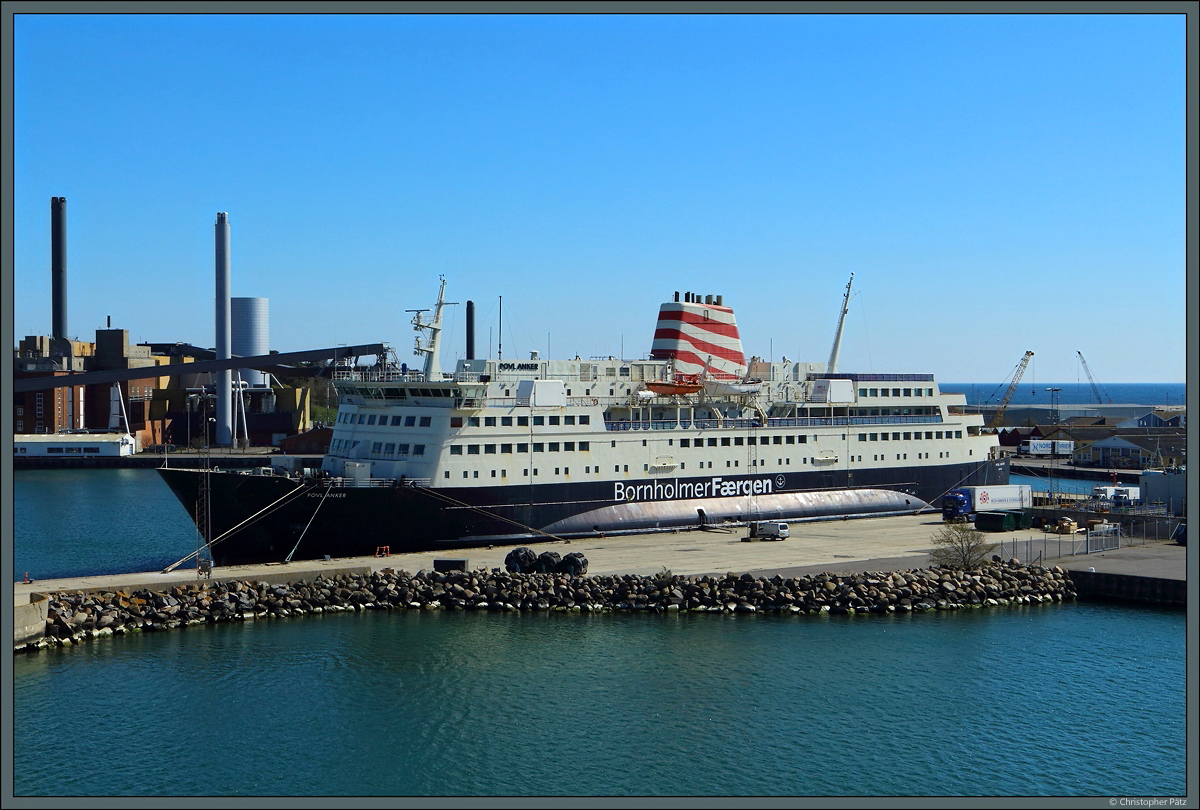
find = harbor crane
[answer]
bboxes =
[986,350,1034,430]
[1077,351,1110,405]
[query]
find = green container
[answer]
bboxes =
[1002,510,1033,529]
[974,511,1017,532]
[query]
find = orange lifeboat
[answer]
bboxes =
[645,373,702,396]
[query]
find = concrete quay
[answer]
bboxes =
[12,513,1188,646]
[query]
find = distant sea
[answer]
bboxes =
[941,382,1185,408]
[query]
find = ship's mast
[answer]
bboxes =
[410,277,456,381]
[827,273,853,374]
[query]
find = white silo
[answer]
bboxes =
[232,297,269,387]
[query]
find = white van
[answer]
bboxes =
[749,521,790,540]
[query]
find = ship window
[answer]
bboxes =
[925,432,933,439]
[406,416,417,427]
[468,417,480,427]
[936,431,943,439]
[615,465,620,472]
[556,468,561,475]
[564,415,576,425]
[747,437,755,445]
[398,444,410,455]
[579,442,589,451]
[485,444,496,454]
[610,389,615,396]
[914,389,923,397]
[798,435,807,443]
[904,432,912,440]
[391,416,402,426]
[721,438,730,446]
[642,439,647,447]
[734,437,743,446]
[451,445,463,455]
[564,442,575,451]
[580,415,590,425]
[680,439,690,448]
[870,433,878,441]
[858,388,867,397]
[502,417,513,426]
[372,442,382,453]
[881,433,889,441]
[774,436,782,445]
[869,388,878,397]
[892,389,901,396]
[367,415,377,425]
[463,471,468,478]
[501,443,513,453]
[586,466,590,473]
[357,414,366,424]
[414,445,425,455]
[485,417,496,427]
[726,460,731,467]
[624,465,628,471]
[548,442,560,452]
[892,432,900,440]
[619,368,630,377]
[518,443,529,452]
[473,471,479,478]
[880,389,889,397]
[548,416,560,425]
[533,469,538,476]
[491,470,496,477]
[896,454,901,460]
[926,388,933,396]
[955,431,962,438]
[445,471,450,478]
[707,438,717,447]
[644,464,649,471]
[502,470,506,477]
[533,443,544,452]
[785,436,794,444]
[533,416,544,426]
[607,368,616,377]
[468,445,480,454]
[611,440,616,448]
[902,388,911,397]
[384,443,395,454]
[518,416,529,427]
[858,433,867,441]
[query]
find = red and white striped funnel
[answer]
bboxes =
[649,295,746,380]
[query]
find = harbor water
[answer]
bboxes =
[11,470,1188,797]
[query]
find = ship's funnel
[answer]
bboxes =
[51,197,67,344]
[649,296,746,380]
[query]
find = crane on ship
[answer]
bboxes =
[1077,351,1110,405]
[986,350,1034,430]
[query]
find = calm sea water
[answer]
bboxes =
[942,382,1185,407]
[11,475,1188,798]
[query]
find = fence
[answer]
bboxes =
[992,518,1182,565]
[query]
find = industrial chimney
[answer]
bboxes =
[51,197,67,347]
[466,300,475,360]
[214,212,232,446]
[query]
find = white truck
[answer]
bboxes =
[942,484,1033,522]
[746,521,790,540]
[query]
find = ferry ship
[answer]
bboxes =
[158,278,1008,567]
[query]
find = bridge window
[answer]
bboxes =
[451,445,463,455]
[502,417,513,426]
[406,416,416,427]
[548,416,560,426]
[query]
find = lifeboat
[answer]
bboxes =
[645,373,703,396]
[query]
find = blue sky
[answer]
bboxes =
[12,12,1187,382]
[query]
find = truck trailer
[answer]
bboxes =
[942,484,1033,523]
[1019,439,1075,458]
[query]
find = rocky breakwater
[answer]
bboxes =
[18,560,1076,652]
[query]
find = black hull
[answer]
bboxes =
[157,458,1008,566]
